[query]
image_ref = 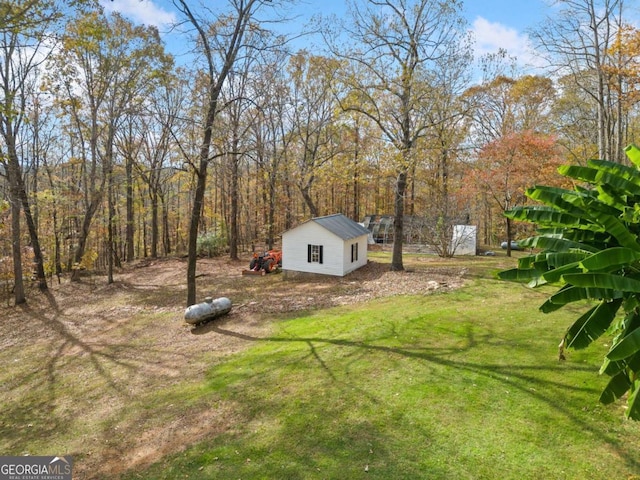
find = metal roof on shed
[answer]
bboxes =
[309,213,370,240]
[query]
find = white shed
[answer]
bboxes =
[451,225,477,256]
[282,213,369,277]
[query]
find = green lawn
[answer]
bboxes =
[121,257,640,480]
[2,253,639,479]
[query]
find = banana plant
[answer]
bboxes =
[500,144,640,419]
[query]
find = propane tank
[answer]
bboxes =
[184,296,232,324]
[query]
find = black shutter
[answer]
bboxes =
[319,245,323,264]
[351,244,355,262]
[307,244,312,263]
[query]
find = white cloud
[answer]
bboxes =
[471,17,545,71]
[101,0,177,29]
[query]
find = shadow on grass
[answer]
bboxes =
[0,289,193,458]
[194,318,640,474]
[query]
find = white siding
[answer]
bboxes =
[282,221,368,276]
[341,235,368,275]
[451,225,477,256]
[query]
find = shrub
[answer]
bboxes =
[196,233,227,257]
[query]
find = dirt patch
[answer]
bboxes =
[0,255,465,479]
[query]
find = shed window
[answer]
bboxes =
[351,242,358,262]
[307,244,323,264]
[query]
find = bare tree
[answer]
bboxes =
[125,69,185,260]
[48,12,170,282]
[174,0,274,306]
[326,0,468,271]
[248,51,294,248]
[0,1,62,299]
[217,39,265,259]
[287,51,343,217]
[421,33,473,256]
[531,0,625,161]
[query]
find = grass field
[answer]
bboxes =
[2,253,640,479]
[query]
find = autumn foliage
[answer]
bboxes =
[605,24,640,109]
[466,130,568,246]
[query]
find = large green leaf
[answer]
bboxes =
[562,273,640,293]
[526,186,588,215]
[498,268,541,283]
[599,372,632,405]
[626,380,640,420]
[596,184,628,210]
[587,212,640,251]
[516,252,548,270]
[517,252,588,285]
[628,351,640,372]
[608,312,640,358]
[499,144,640,418]
[599,356,626,376]
[580,247,640,272]
[559,163,640,197]
[522,235,599,254]
[599,341,640,376]
[557,164,600,183]
[606,327,640,361]
[540,299,564,313]
[560,185,600,212]
[577,190,624,218]
[506,206,586,228]
[624,144,640,168]
[540,284,574,313]
[556,228,608,246]
[564,298,622,350]
[546,251,590,268]
[540,263,583,284]
[536,227,572,236]
[599,345,640,375]
[543,285,622,312]
[590,158,640,182]
[519,252,588,276]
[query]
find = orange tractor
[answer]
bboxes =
[246,249,282,274]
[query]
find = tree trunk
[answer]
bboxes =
[353,123,360,221]
[72,194,102,281]
[300,180,319,218]
[18,179,47,290]
[150,191,159,259]
[10,196,25,305]
[187,158,209,306]
[186,103,216,305]
[43,162,62,281]
[5,139,47,290]
[161,194,171,255]
[125,151,135,262]
[229,146,239,260]
[283,161,293,230]
[267,170,277,250]
[391,169,406,271]
[177,0,262,306]
[107,169,115,284]
[505,216,513,257]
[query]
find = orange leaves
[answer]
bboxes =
[471,130,566,210]
[605,24,640,108]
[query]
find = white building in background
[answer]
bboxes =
[282,214,370,277]
[451,225,477,256]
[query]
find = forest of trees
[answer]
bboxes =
[1,0,639,305]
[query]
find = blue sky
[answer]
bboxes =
[101,0,550,71]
